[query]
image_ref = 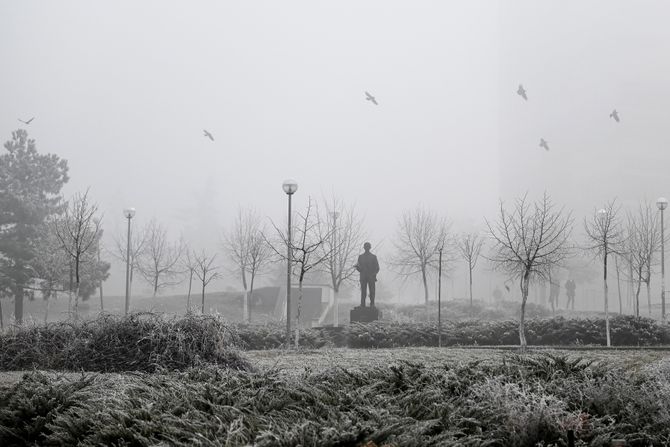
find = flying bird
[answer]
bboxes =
[365,91,378,105]
[517,84,527,101]
[203,130,214,141]
[18,117,34,125]
[539,138,549,151]
[610,109,620,122]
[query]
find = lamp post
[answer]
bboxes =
[330,211,340,327]
[282,180,298,342]
[123,207,136,315]
[438,245,443,347]
[657,197,668,322]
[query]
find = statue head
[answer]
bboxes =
[363,242,371,251]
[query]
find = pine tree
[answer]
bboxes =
[0,129,69,324]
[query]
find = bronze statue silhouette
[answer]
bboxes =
[355,242,380,307]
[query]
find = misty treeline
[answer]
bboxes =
[1,131,668,344]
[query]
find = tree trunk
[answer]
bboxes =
[604,253,611,347]
[635,276,642,317]
[201,280,206,314]
[333,289,339,327]
[74,255,81,320]
[187,269,193,314]
[646,280,652,316]
[519,271,530,351]
[241,269,248,323]
[468,264,473,314]
[295,277,304,349]
[14,286,24,325]
[74,282,80,320]
[153,273,158,297]
[0,298,4,329]
[248,274,255,324]
[44,296,51,324]
[421,266,429,305]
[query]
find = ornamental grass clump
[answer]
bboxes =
[0,313,251,372]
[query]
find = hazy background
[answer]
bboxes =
[2,1,669,306]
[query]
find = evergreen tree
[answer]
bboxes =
[0,130,69,324]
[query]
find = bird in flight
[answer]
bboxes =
[203,130,214,141]
[610,109,620,122]
[18,117,35,125]
[539,138,550,151]
[365,91,378,105]
[517,84,527,101]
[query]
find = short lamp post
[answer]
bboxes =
[282,180,298,342]
[657,197,668,322]
[123,207,136,316]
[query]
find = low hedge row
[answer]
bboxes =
[236,315,670,349]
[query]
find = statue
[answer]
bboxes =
[355,242,380,307]
[350,242,382,323]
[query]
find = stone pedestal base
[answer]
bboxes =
[350,306,381,323]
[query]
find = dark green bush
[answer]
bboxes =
[0,313,252,372]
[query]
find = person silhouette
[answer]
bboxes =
[355,242,380,307]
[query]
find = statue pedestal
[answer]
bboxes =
[350,306,381,323]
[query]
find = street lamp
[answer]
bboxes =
[282,179,298,342]
[657,197,668,322]
[330,211,340,327]
[438,245,443,348]
[123,207,136,316]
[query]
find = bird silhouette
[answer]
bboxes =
[610,109,620,122]
[203,130,214,141]
[365,91,378,105]
[18,117,34,125]
[517,84,527,101]
[539,138,549,151]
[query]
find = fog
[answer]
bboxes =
[2,1,670,304]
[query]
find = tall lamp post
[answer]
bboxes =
[123,207,136,315]
[438,245,443,347]
[282,180,298,342]
[657,197,668,322]
[330,211,339,327]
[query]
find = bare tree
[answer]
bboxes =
[390,206,450,305]
[222,208,272,322]
[627,201,662,317]
[268,198,332,347]
[33,225,69,322]
[193,250,221,314]
[137,219,185,296]
[486,193,573,350]
[182,247,197,314]
[584,200,626,347]
[319,196,366,326]
[457,232,484,313]
[53,190,102,319]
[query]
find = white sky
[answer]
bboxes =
[2,1,670,298]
